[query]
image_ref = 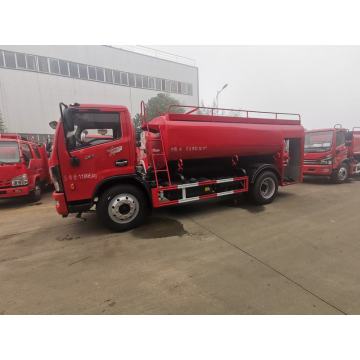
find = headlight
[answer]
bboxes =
[11,174,29,187]
[320,156,332,165]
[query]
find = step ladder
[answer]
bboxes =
[147,124,172,187]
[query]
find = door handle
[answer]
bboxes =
[115,159,128,167]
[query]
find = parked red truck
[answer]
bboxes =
[49,103,304,231]
[0,134,50,201]
[304,126,360,183]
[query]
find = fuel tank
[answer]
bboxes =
[143,112,303,166]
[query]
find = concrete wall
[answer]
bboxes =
[0,45,199,135]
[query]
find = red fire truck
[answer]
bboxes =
[0,134,50,201]
[49,103,304,231]
[304,125,360,183]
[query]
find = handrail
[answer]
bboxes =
[168,104,301,122]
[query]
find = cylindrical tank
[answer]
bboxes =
[143,114,302,168]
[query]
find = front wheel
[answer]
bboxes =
[250,171,279,205]
[97,184,148,232]
[28,180,42,202]
[332,163,349,184]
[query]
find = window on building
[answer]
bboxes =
[113,70,120,84]
[128,73,135,87]
[79,64,88,79]
[149,77,155,89]
[182,83,188,95]
[165,80,171,92]
[4,51,16,68]
[69,62,79,78]
[170,80,177,93]
[142,76,149,89]
[49,58,60,74]
[120,72,128,86]
[188,83,193,96]
[161,79,166,91]
[96,67,105,82]
[88,66,96,80]
[156,78,162,91]
[16,53,26,68]
[105,68,113,83]
[177,82,182,94]
[59,60,69,76]
[135,74,142,88]
[38,56,49,73]
[0,51,4,67]
[26,54,36,70]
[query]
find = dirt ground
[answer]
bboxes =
[1,178,360,314]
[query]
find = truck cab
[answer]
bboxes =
[49,104,139,217]
[303,126,360,183]
[0,134,50,201]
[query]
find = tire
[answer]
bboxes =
[332,163,349,184]
[96,184,148,232]
[28,180,42,202]
[250,170,279,205]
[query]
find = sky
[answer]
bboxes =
[153,46,360,130]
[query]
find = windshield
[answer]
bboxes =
[305,131,333,153]
[0,141,21,164]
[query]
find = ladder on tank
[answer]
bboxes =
[140,101,172,187]
[148,126,172,187]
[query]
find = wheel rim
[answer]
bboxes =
[108,193,139,224]
[260,177,276,200]
[338,166,348,181]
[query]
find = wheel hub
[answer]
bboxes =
[260,178,276,199]
[338,167,347,181]
[108,193,139,224]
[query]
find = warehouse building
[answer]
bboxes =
[0,45,199,142]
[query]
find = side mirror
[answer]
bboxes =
[49,121,58,130]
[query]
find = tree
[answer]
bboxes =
[0,109,5,133]
[132,92,181,128]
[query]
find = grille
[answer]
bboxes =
[304,159,321,165]
[0,179,11,188]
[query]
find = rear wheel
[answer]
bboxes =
[97,184,148,231]
[332,163,349,183]
[250,170,279,205]
[28,180,42,202]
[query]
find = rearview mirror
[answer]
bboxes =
[49,121,58,130]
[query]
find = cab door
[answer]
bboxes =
[60,110,135,202]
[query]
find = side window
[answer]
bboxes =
[32,145,41,159]
[21,143,33,165]
[67,112,121,151]
[336,131,346,147]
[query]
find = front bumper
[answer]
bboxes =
[52,192,69,216]
[0,185,31,199]
[303,164,333,176]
